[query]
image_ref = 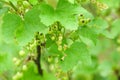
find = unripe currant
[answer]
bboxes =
[12,72,23,80]
[14,59,21,66]
[17,0,23,6]
[86,18,91,23]
[51,36,55,40]
[58,35,63,41]
[16,72,23,79]
[19,50,25,56]
[22,65,28,71]
[48,56,52,62]
[23,1,30,8]
[12,75,17,80]
[79,19,86,26]
[58,45,62,51]
[56,40,62,45]
[79,14,83,17]
[78,14,84,20]
[12,57,18,63]
[63,44,68,51]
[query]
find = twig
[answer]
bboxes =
[34,32,43,75]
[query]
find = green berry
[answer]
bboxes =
[58,45,62,51]
[63,44,68,51]
[17,1,23,6]
[19,50,25,56]
[14,59,21,66]
[12,57,18,63]
[12,75,17,80]
[16,72,23,79]
[22,65,27,71]
[56,41,62,45]
[51,36,55,40]
[23,1,30,8]
[48,56,52,62]
[59,35,63,41]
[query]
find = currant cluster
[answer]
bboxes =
[78,14,91,26]
[12,50,28,80]
[8,0,31,16]
[48,21,68,51]
[12,32,46,79]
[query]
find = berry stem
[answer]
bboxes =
[34,32,43,75]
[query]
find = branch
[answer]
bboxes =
[34,32,43,75]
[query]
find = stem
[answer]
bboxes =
[34,32,43,75]
[36,44,43,75]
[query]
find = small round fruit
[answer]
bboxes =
[12,57,18,63]
[51,36,55,40]
[16,72,23,78]
[22,65,27,71]
[23,1,30,8]
[58,36,63,41]
[15,59,21,66]
[58,45,62,51]
[63,44,68,50]
[12,75,17,80]
[56,41,62,45]
[19,50,25,56]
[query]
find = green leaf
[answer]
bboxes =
[39,3,55,26]
[2,13,22,43]
[24,8,48,33]
[59,41,91,71]
[78,27,98,45]
[16,8,48,46]
[0,52,14,74]
[43,72,57,80]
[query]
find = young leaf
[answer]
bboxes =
[16,8,48,46]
